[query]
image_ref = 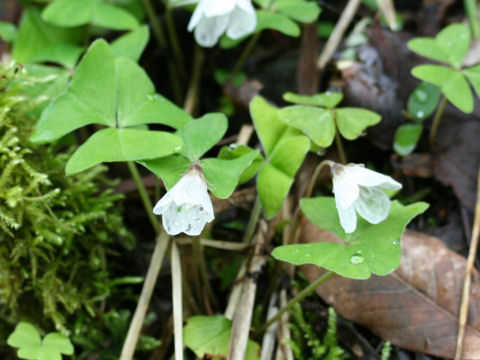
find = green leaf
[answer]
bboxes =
[218,145,263,183]
[335,108,381,140]
[30,42,84,68]
[31,39,115,143]
[258,136,310,218]
[393,124,423,156]
[407,23,470,68]
[200,150,260,198]
[463,64,480,99]
[13,7,83,63]
[7,322,74,360]
[115,57,192,129]
[250,96,302,156]
[272,198,429,279]
[42,0,139,30]
[274,0,321,23]
[0,21,17,42]
[31,39,189,143]
[140,155,191,190]
[176,113,228,162]
[111,25,150,62]
[184,316,260,360]
[256,10,301,37]
[278,106,335,147]
[411,65,473,113]
[7,323,41,349]
[283,91,343,108]
[407,82,441,121]
[65,128,183,175]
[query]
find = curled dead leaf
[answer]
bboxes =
[299,219,480,359]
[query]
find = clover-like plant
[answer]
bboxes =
[8,322,74,360]
[408,23,480,145]
[30,39,187,174]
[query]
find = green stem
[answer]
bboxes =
[127,161,161,235]
[141,0,167,46]
[192,236,218,310]
[140,0,182,103]
[256,271,334,334]
[183,45,204,115]
[429,95,447,149]
[335,129,347,164]
[165,4,187,76]
[242,197,262,245]
[464,0,480,38]
[230,32,262,82]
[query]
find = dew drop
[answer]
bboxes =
[414,89,428,103]
[392,240,399,245]
[174,145,182,152]
[146,94,156,102]
[417,110,424,118]
[350,254,364,265]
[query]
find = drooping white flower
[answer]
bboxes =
[187,0,257,47]
[330,163,402,233]
[153,165,214,236]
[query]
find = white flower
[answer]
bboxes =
[187,0,257,47]
[330,163,402,233]
[153,165,214,236]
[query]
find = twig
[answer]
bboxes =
[237,124,255,145]
[275,289,294,360]
[120,232,170,360]
[455,167,480,359]
[176,238,250,251]
[317,0,362,70]
[228,220,268,360]
[376,0,397,30]
[171,241,184,360]
[260,293,279,360]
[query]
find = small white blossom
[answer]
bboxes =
[153,165,214,236]
[330,163,402,233]
[187,0,257,47]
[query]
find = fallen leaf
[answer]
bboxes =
[299,219,480,359]
[434,119,480,212]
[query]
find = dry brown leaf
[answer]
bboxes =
[299,219,480,359]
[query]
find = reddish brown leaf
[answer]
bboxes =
[299,220,480,359]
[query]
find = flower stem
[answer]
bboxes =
[230,32,262,83]
[305,160,334,199]
[140,0,182,103]
[429,95,447,149]
[242,197,262,245]
[183,45,204,115]
[127,161,161,235]
[192,236,218,310]
[165,4,187,76]
[335,130,347,164]
[255,271,334,335]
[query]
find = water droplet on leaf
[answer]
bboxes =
[414,89,428,103]
[350,254,364,265]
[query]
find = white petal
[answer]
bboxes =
[203,0,236,17]
[187,0,206,31]
[162,202,183,235]
[226,2,256,39]
[153,192,173,215]
[332,171,359,209]
[354,186,391,224]
[193,14,229,47]
[337,204,357,233]
[345,164,402,190]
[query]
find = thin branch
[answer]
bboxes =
[317,0,362,70]
[171,241,184,360]
[120,232,170,360]
[455,167,480,359]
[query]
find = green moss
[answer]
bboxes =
[0,63,135,334]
